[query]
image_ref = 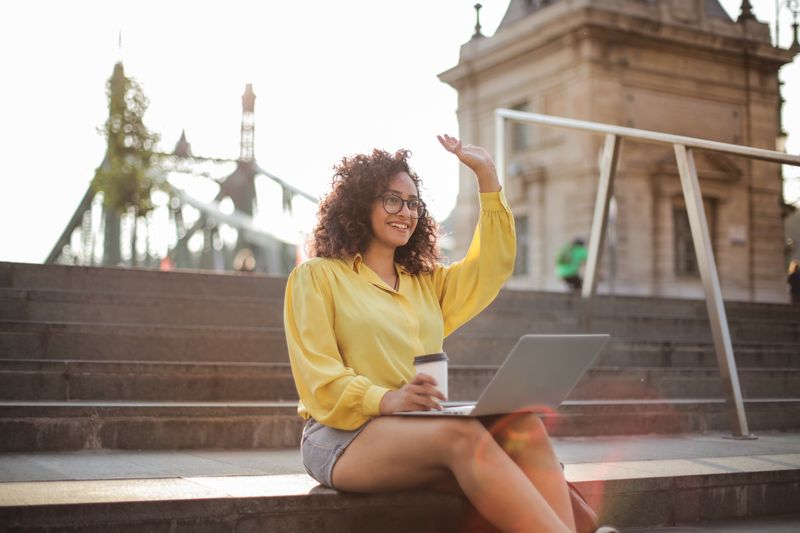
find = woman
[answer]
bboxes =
[284,135,583,532]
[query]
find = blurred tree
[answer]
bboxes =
[91,62,160,215]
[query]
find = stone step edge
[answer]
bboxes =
[2,357,798,372]
[0,358,287,369]
[6,397,800,410]
[6,260,799,312]
[2,453,796,506]
[0,262,285,285]
[1,314,796,334]
[0,459,797,529]
[0,319,283,333]
[3,397,799,408]
[0,287,281,306]
[5,287,799,327]
[3,321,799,348]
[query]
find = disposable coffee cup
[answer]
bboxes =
[413,352,448,400]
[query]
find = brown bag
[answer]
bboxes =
[567,479,600,533]
[460,479,599,533]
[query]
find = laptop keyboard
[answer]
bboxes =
[442,404,474,414]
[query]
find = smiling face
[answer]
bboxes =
[368,172,420,254]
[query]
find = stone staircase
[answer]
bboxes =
[1,261,799,531]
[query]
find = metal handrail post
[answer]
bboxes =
[583,134,621,301]
[490,108,800,438]
[495,112,506,188]
[674,144,752,438]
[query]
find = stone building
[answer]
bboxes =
[439,0,796,302]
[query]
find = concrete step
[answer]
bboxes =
[7,290,800,354]
[4,287,799,346]
[0,262,287,299]
[0,288,283,327]
[2,360,798,402]
[627,515,800,532]
[4,287,799,351]
[0,321,287,362]
[0,401,299,452]
[444,333,799,366]
[625,512,800,533]
[1,398,798,452]
[490,366,800,401]
[2,482,797,533]
[0,360,298,402]
[593,339,800,368]
[490,289,800,322]
[2,320,798,367]
[463,310,800,343]
[6,262,800,325]
[1,431,798,531]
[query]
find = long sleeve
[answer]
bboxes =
[284,261,391,430]
[433,190,516,337]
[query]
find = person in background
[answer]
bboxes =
[788,260,800,304]
[556,238,588,293]
[283,135,617,532]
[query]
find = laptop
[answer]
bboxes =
[394,334,609,417]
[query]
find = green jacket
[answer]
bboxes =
[556,243,587,278]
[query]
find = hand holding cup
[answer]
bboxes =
[379,373,447,414]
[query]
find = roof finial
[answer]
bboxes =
[173,130,192,158]
[473,3,484,38]
[789,0,800,51]
[737,0,755,22]
[116,29,123,62]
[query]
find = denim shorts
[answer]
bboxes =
[300,415,508,489]
[300,418,368,488]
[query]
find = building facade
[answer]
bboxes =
[439,0,796,302]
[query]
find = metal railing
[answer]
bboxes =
[495,108,800,439]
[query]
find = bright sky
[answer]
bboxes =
[1,0,798,264]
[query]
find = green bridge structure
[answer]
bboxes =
[46,81,316,276]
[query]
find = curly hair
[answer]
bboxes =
[309,148,441,274]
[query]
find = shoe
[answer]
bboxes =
[594,527,620,533]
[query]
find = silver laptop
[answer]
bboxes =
[395,334,609,417]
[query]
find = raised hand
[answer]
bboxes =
[379,373,447,414]
[437,134,501,193]
[437,134,495,172]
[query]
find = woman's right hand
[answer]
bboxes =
[379,373,447,414]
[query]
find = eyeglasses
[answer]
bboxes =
[379,194,426,219]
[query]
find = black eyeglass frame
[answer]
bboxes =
[378,193,427,219]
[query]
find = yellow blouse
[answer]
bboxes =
[283,190,515,430]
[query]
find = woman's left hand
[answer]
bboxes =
[437,134,500,192]
[437,134,495,173]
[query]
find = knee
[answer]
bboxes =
[439,419,492,462]
[515,413,549,437]
[490,413,553,454]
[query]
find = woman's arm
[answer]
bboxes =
[284,262,391,429]
[433,135,516,336]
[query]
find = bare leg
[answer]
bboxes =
[485,413,576,532]
[331,416,574,533]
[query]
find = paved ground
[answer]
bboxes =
[627,514,800,532]
[1,431,799,531]
[2,431,798,483]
